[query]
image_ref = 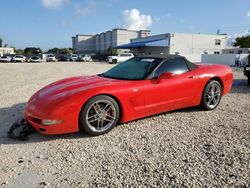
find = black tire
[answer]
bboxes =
[200,80,222,110]
[113,59,118,64]
[79,95,120,136]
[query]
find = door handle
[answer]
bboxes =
[188,75,196,79]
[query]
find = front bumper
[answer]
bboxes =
[24,104,79,135]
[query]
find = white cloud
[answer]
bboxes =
[60,19,69,27]
[247,11,250,19]
[122,9,152,30]
[41,0,68,9]
[74,0,96,16]
[155,18,161,23]
[74,5,91,16]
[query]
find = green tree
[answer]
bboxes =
[25,49,33,54]
[15,49,24,54]
[22,47,42,55]
[60,48,72,54]
[233,35,250,48]
[47,48,60,54]
[107,47,118,56]
[47,48,73,54]
[0,38,2,47]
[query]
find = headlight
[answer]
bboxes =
[42,119,64,125]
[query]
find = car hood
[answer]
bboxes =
[36,75,123,101]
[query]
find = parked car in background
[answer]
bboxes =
[12,55,26,62]
[243,55,250,85]
[0,55,12,62]
[58,55,70,61]
[107,53,134,64]
[77,54,92,62]
[46,54,57,62]
[69,54,78,61]
[29,56,42,63]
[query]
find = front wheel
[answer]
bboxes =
[247,76,250,86]
[79,95,120,136]
[200,80,222,110]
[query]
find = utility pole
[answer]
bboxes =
[217,29,220,35]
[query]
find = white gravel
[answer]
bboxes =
[0,62,249,187]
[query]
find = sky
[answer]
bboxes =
[0,0,250,50]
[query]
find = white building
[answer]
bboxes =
[118,33,227,56]
[0,47,15,56]
[72,28,150,54]
[170,33,227,55]
[72,35,96,54]
[115,33,227,62]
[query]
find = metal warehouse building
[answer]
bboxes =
[72,28,150,54]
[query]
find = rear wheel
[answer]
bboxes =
[113,59,118,64]
[201,80,222,110]
[79,95,120,136]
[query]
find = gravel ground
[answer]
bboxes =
[0,62,249,188]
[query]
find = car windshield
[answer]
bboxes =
[101,57,162,80]
[48,55,54,57]
[32,56,39,59]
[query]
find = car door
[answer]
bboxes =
[119,54,126,62]
[144,58,200,116]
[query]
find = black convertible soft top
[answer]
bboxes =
[136,54,197,70]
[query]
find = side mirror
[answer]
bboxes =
[153,72,174,83]
[160,72,174,79]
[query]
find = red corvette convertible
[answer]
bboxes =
[24,55,233,136]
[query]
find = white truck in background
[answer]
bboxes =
[107,53,134,64]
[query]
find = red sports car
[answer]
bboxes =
[24,55,233,136]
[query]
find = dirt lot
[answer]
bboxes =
[0,62,249,187]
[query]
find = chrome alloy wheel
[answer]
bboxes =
[205,83,221,109]
[85,100,117,133]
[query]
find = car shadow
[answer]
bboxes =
[230,79,250,94]
[0,103,91,145]
[0,102,203,145]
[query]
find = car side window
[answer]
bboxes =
[154,58,189,76]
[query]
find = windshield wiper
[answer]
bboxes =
[97,73,104,77]
[97,73,115,79]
